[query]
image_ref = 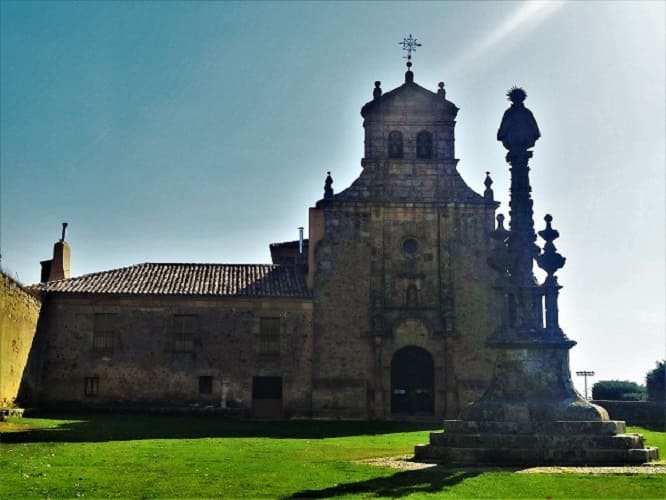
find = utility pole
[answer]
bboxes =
[576,370,595,400]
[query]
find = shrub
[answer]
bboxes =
[646,361,665,401]
[592,380,646,401]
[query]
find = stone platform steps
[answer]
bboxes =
[426,431,646,450]
[414,420,660,465]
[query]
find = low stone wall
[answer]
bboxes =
[592,400,666,428]
[0,272,41,407]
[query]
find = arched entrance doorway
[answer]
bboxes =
[390,346,434,416]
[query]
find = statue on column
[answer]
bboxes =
[497,87,541,152]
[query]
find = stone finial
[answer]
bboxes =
[487,214,512,277]
[492,214,510,243]
[373,81,382,99]
[324,171,334,200]
[536,214,566,281]
[60,222,68,242]
[483,172,494,201]
[437,82,446,99]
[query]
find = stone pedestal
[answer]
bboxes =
[415,338,659,464]
[415,420,658,465]
[461,340,605,423]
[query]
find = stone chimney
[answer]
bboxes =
[40,223,71,282]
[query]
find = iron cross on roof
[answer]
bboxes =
[399,34,422,69]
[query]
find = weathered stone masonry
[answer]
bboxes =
[23,292,313,416]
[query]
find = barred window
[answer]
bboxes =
[84,377,99,396]
[172,314,198,352]
[93,313,115,352]
[257,317,281,356]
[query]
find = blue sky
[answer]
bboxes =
[1,1,664,390]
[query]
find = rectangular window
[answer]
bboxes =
[252,376,283,400]
[84,377,99,396]
[172,314,198,352]
[93,313,115,352]
[199,376,213,394]
[257,317,281,356]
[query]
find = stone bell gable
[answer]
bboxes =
[361,78,458,161]
[335,76,486,205]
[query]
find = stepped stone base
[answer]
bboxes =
[415,420,659,465]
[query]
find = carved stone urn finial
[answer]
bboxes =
[536,214,566,283]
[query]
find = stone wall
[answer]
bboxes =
[592,400,666,428]
[312,205,374,418]
[0,271,41,407]
[20,293,313,418]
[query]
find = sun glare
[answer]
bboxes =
[448,1,566,75]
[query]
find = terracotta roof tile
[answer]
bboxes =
[35,263,311,298]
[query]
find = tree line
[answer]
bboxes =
[591,360,664,401]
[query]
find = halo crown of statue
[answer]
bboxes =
[507,86,527,104]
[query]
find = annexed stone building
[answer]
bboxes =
[21,65,500,420]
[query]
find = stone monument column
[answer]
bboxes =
[415,88,659,465]
[461,87,603,424]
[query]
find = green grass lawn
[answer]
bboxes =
[0,415,663,499]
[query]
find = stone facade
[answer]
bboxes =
[21,69,500,419]
[0,271,41,407]
[308,74,499,419]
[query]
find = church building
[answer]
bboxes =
[22,59,500,420]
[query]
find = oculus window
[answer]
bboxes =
[402,238,419,257]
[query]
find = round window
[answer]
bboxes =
[402,238,419,256]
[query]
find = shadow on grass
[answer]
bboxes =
[636,423,666,432]
[1,414,440,443]
[285,467,481,499]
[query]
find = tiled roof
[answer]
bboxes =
[269,239,309,249]
[35,263,311,298]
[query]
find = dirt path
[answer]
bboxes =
[355,455,666,474]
